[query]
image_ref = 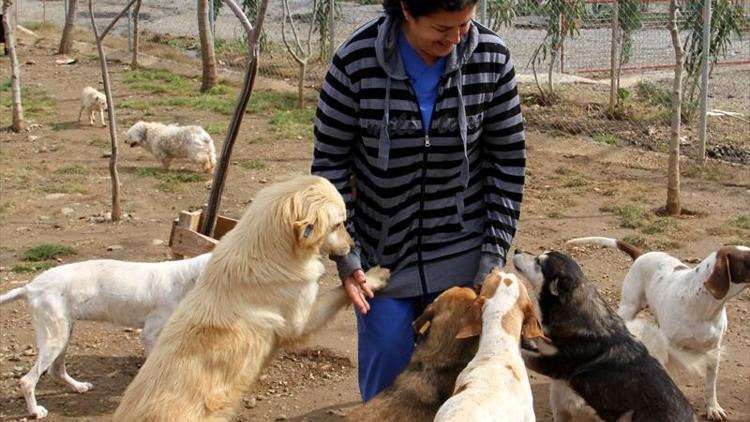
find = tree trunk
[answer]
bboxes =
[2,0,24,132]
[131,0,142,68]
[89,0,122,222]
[198,0,218,92]
[297,62,306,109]
[58,0,78,54]
[666,0,683,216]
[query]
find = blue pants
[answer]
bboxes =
[355,291,443,402]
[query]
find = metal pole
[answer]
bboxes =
[480,0,487,25]
[64,0,68,24]
[697,0,711,163]
[609,0,619,112]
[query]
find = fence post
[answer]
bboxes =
[697,0,711,163]
[609,0,619,112]
[480,0,487,25]
[64,0,68,24]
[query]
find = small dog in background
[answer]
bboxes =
[513,249,696,422]
[435,269,547,422]
[78,86,108,127]
[0,253,211,419]
[124,121,217,174]
[346,286,482,422]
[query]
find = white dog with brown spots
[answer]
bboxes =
[124,121,217,174]
[78,86,108,127]
[567,237,750,421]
[434,269,548,422]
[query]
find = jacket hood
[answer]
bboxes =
[373,15,477,189]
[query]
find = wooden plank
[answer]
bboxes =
[213,215,239,240]
[170,226,219,258]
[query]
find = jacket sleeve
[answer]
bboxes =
[474,52,526,284]
[311,53,363,281]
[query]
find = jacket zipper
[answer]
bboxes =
[416,87,439,298]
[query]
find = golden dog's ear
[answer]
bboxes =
[290,189,330,249]
[456,296,485,339]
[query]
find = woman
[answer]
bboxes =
[311,0,525,401]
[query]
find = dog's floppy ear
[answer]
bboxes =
[520,296,550,342]
[456,296,485,339]
[291,188,330,249]
[413,304,436,337]
[703,247,748,300]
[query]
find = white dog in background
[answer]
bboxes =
[0,253,211,419]
[78,86,108,127]
[124,121,217,174]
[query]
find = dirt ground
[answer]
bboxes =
[1,28,749,422]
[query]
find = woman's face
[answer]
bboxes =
[401,4,475,63]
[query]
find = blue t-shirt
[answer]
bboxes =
[398,31,446,133]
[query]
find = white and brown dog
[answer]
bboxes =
[124,121,217,174]
[0,253,211,419]
[567,237,750,421]
[434,269,547,422]
[78,86,108,127]
[113,176,389,422]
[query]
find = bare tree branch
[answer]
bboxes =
[89,0,122,221]
[99,0,138,40]
[200,0,270,237]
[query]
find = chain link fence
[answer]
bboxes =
[13,0,750,162]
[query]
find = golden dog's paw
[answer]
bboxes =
[365,266,390,291]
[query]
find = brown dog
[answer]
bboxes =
[346,286,482,422]
[113,176,389,422]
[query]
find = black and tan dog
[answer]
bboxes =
[512,249,695,422]
[346,286,482,422]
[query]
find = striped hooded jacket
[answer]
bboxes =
[312,15,525,298]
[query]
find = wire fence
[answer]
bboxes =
[12,0,750,162]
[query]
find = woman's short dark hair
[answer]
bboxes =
[383,0,479,20]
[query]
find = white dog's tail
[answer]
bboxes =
[0,286,27,305]
[626,318,709,377]
[566,236,643,261]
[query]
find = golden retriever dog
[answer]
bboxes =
[113,175,390,422]
[346,286,482,422]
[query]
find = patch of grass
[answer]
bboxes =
[203,122,226,135]
[122,68,196,96]
[89,136,110,148]
[22,243,76,262]
[600,205,647,229]
[21,20,41,30]
[51,122,66,131]
[240,159,266,170]
[0,201,14,213]
[592,134,618,145]
[12,261,57,273]
[622,235,649,249]
[554,166,573,176]
[635,80,671,108]
[249,90,299,113]
[119,99,152,111]
[270,109,315,140]
[642,216,679,234]
[55,165,89,176]
[0,80,55,123]
[134,167,208,192]
[40,184,88,194]
[729,216,750,230]
[163,95,236,115]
